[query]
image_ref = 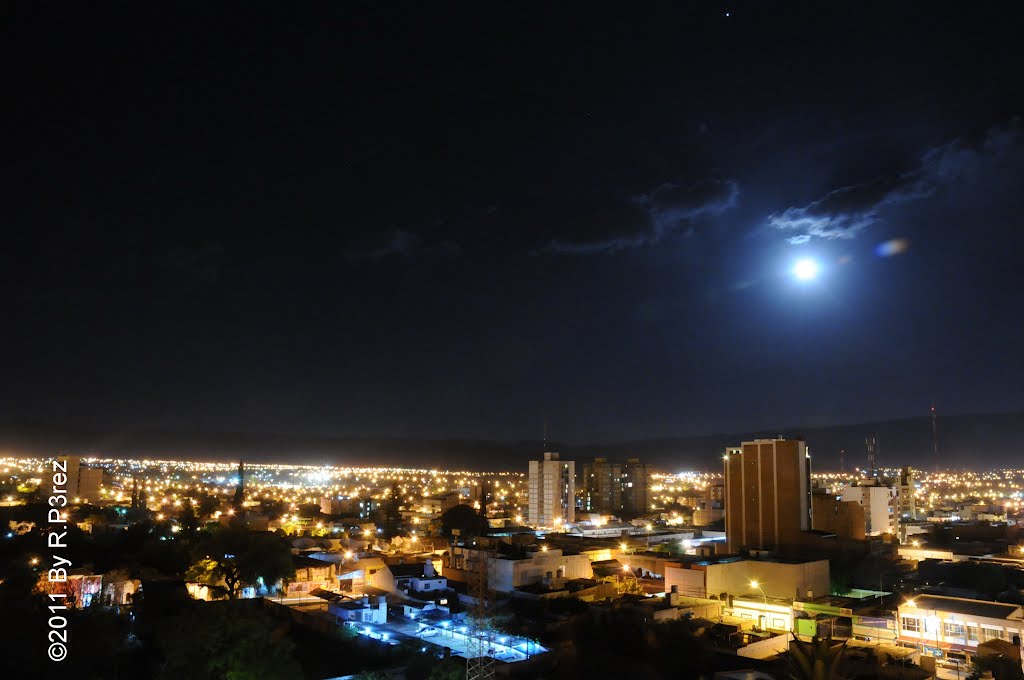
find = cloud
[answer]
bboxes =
[768,120,1023,243]
[347,229,462,260]
[544,178,740,254]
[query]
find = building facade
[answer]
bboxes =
[581,457,649,516]
[811,491,866,540]
[663,557,830,602]
[39,455,103,504]
[724,439,812,553]
[897,595,1024,663]
[528,452,575,528]
[839,482,896,536]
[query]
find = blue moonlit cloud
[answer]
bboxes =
[768,121,1023,244]
[544,178,740,254]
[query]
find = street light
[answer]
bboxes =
[749,580,768,606]
[749,580,769,631]
[622,564,639,589]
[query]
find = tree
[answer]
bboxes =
[177,503,200,533]
[157,602,302,680]
[187,526,294,599]
[440,504,484,538]
[971,654,1024,680]
[784,634,849,680]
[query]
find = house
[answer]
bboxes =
[444,544,593,593]
[328,594,388,625]
[285,554,337,597]
[37,569,104,608]
[335,556,393,593]
[390,559,447,595]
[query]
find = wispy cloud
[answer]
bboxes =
[543,178,740,254]
[768,120,1022,244]
[347,229,462,260]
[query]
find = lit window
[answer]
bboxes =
[901,617,920,633]
[943,622,965,638]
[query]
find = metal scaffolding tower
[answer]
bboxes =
[465,548,496,680]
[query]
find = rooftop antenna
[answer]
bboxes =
[542,414,548,453]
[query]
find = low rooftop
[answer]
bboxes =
[903,595,1024,620]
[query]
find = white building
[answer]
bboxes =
[664,557,830,602]
[329,594,388,625]
[528,452,575,528]
[897,594,1024,663]
[445,545,592,594]
[840,482,896,536]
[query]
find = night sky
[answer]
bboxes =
[3,3,1024,445]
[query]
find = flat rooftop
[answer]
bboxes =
[906,595,1023,620]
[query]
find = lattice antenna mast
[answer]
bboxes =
[465,546,496,680]
[931,403,939,472]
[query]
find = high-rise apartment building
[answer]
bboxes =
[724,439,811,553]
[896,466,916,521]
[581,457,649,516]
[528,452,575,529]
[39,455,103,503]
[839,481,896,536]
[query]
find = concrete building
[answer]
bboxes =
[897,594,1024,663]
[285,554,338,597]
[329,594,388,625]
[693,499,724,526]
[896,467,916,520]
[840,482,896,536]
[581,457,649,516]
[390,559,447,595]
[39,455,103,504]
[812,490,866,540]
[528,452,575,528]
[724,439,812,553]
[664,557,830,602]
[444,544,592,594]
[318,496,379,519]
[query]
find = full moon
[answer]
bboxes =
[792,258,820,281]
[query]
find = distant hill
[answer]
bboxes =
[1,412,1022,472]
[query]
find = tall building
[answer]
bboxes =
[839,481,896,536]
[528,452,575,529]
[724,439,811,553]
[39,455,103,503]
[811,489,866,540]
[581,457,649,516]
[896,466,916,521]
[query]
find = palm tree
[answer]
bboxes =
[784,633,849,680]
